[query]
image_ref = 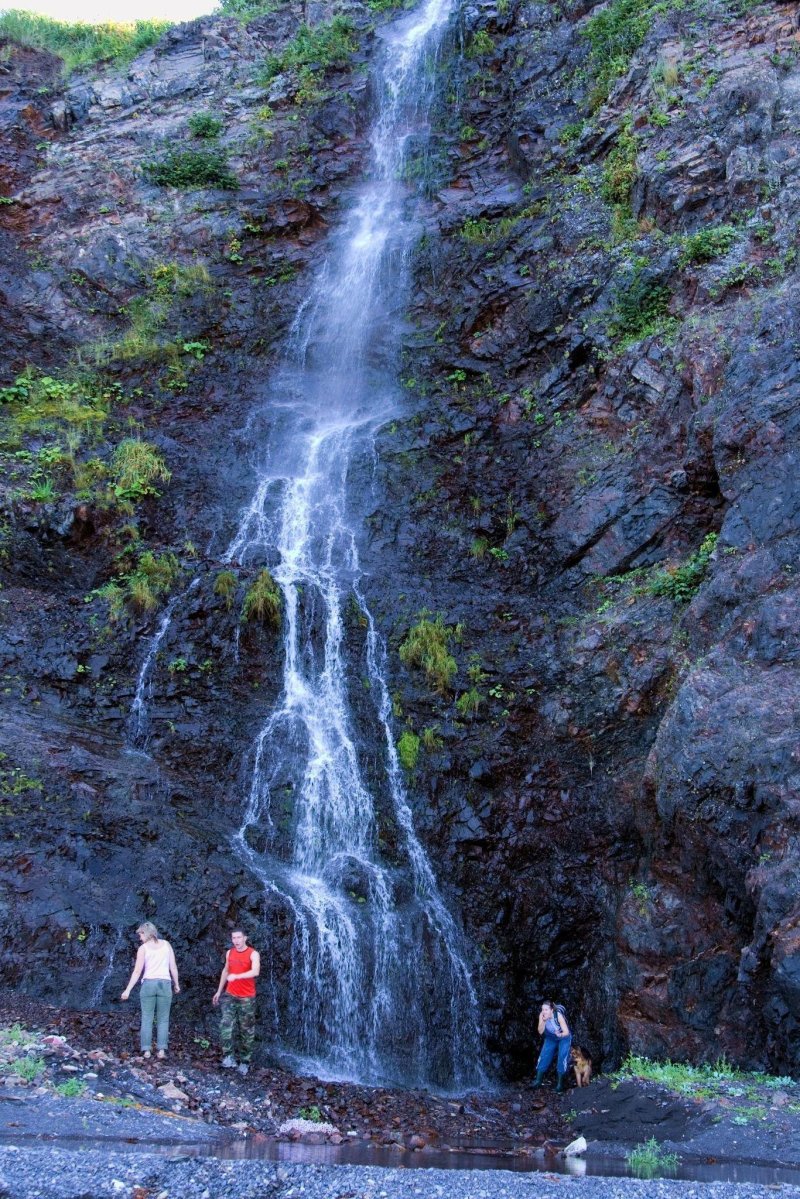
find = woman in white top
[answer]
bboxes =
[121,922,180,1059]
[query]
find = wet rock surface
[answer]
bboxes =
[0,0,800,1088]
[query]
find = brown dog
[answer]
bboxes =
[571,1045,593,1087]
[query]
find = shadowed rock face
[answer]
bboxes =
[1,0,800,1080]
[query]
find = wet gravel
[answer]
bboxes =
[2,1150,800,1199]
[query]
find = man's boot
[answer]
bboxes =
[529,1070,546,1090]
[556,1073,568,1094]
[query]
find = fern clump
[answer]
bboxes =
[242,569,282,628]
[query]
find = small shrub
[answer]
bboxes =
[399,613,457,693]
[143,148,238,190]
[627,1137,679,1179]
[242,568,281,628]
[610,268,672,344]
[110,438,170,502]
[298,1104,323,1122]
[188,112,223,139]
[647,532,717,603]
[397,729,420,770]
[679,225,738,266]
[214,570,237,610]
[262,17,356,82]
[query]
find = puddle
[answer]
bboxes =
[3,1131,800,1185]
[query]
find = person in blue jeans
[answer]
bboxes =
[530,1000,572,1093]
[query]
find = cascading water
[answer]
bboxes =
[223,0,484,1088]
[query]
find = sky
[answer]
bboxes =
[4,0,217,21]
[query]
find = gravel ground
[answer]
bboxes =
[2,1150,800,1199]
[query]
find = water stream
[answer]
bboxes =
[222,0,482,1089]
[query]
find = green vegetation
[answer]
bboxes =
[399,612,457,693]
[127,551,180,613]
[262,17,356,81]
[10,1055,45,1082]
[55,1078,86,1097]
[610,267,673,345]
[649,532,717,603]
[456,687,484,718]
[629,880,652,917]
[143,148,238,190]
[298,1105,324,1122]
[583,0,658,110]
[188,112,223,139]
[110,438,170,503]
[679,224,738,266]
[460,204,544,244]
[93,260,212,368]
[94,551,180,620]
[601,116,639,209]
[242,568,282,628]
[214,569,238,610]
[397,728,420,770]
[0,9,169,74]
[0,371,110,441]
[421,724,443,750]
[466,29,494,58]
[218,0,278,19]
[627,1137,679,1179]
[616,1053,743,1093]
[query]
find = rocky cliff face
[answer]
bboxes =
[1,0,799,1081]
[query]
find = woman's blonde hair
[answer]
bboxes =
[136,922,160,942]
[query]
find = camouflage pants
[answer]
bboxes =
[220,994,256,1062]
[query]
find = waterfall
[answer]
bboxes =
[225,0,484,1087]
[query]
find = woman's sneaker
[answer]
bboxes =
[222,1055,237,1068]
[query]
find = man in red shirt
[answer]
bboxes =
[212,928,261,1076]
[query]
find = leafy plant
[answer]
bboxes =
[399,612,457,693]
[647,533,717,603]
[466,29,494,58]
[583,0,656,109]
[421,724,443,750]
[188,112,222,139]
[242,569,282,629]
[629,880,652,917]
[143,148,238,190]
[298,1105,323,1122]
[679,225,738,266]
[627,1137,679,1179]
[397,729,420,770]
[610,268,672,344]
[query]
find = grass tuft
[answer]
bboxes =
[242,569,281,629]
[399,612,457,693]
[0,9,169,74]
